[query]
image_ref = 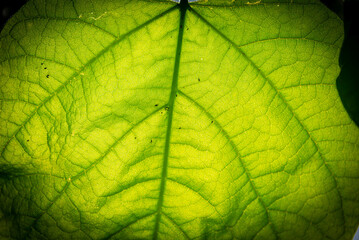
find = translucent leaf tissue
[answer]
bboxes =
[0,0,359,239]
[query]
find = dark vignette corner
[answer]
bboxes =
[0,0,29,30]
[335,0,359,127]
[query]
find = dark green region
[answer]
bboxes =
[319,0,359,127]
[0,166,37,181]
[336,0,359,127]
[179,0,190,9]
[153,1,188,240]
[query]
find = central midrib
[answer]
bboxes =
[153,1,189,239]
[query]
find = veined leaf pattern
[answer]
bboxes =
[0,0,358,239]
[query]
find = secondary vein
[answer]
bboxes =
[153,1,188,239]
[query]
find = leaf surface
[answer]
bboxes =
[0,0,358,239]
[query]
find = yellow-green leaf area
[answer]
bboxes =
[0,0,358,239]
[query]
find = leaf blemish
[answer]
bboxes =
[155,104,158,107]
[246,0,261,5]
[46,74,49,78]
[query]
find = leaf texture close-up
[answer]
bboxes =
[0,0,359,239]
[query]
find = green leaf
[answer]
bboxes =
[0,0,358,239]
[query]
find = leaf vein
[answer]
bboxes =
[192,8,346,235]
[0,6,177,158]
[177,90,276,234]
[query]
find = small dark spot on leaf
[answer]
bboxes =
[179,127,181,129]
[41,62,43,65]
[44,67,47,70]
[187,27,189,30]
[46,74,49,78]
[155,104,158,107]
[198,78,200,82]
[211,120,214,123]
[160,112,163,114]
[176,94,178,97]
[165,107,169,111]
[134,137,136,139]
[27,139,29,142]
[150,139,153,143]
